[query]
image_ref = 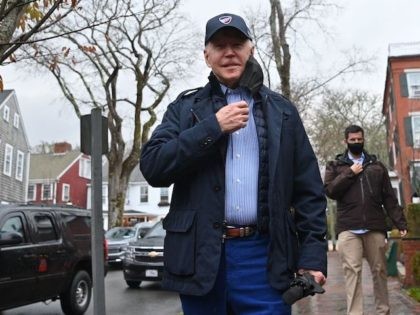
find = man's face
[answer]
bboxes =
[346,131,364,144]
[204,28,254,88]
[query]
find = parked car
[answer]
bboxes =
[105,222,154,265]
[0,204,107,315]
[123,220,165,288]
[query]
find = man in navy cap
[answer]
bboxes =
[140,12,327,315]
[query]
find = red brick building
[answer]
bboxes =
[383,43,420,206]
[28,142,91,208]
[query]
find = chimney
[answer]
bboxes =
[53,142,72,154]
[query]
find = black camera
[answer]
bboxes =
[282,272,325,305]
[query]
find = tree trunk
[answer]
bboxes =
[108,166,129,228]
[0,0,26,58]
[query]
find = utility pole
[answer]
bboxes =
[81,108,108,315]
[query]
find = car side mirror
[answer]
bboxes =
[139,231,147,238]
[0,231,24,246]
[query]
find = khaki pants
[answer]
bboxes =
[338,231,390,315]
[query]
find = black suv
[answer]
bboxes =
[123,220,165,288]
[0,204,107,314]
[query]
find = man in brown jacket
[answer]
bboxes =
[324,124,407,315]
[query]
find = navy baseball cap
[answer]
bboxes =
[205,13,252,45]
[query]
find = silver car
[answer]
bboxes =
[105,223,155,265]
[105,227,136,265]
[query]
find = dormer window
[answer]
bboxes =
[3,105,10,122]
[13,113,19,128]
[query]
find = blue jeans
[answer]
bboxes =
[180,233,291,315]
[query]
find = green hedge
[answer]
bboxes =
[406,203,420,237]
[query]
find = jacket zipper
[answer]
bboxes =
[360,176,367,226]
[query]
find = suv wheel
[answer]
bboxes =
[60,270,92,315]
[126,280,141,288]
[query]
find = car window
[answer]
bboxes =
[61,213,91,234]
[105,228,135,240]
[0,216,25,240]
[34,214,58,242]
[144,222,165,238]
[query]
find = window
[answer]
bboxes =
[102,185,108,205]
[0,216,25,241]
[28,184,36,201]
[15,150,24,181]
[13,113,19,128]
[407,72,420,98]
[159,187,169,206]
[140,185,148,203]
[401,71,420,98]
[79,158,91,179]
[411,116,420,147]
[62,184,70,202]
[42,184,53,200]
[3,105,9,122]
[34,214,57,242]
[3,144,13,176]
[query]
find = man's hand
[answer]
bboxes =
[350,163,363,175]
[216,101,249,133]
[400,229,407,237]
[298,269,326,286]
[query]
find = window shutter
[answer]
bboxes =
[404,116,413,146]
[400,73,408,97]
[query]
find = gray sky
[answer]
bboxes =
[2,0,420,147]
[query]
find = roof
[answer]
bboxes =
[0,90,13,107]
[102,161,146,183]
[29,150,82,180]
[388,42,420,57]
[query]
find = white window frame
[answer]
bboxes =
[15,150,24,181]
[13,113,20,128]
[28,184,36,201]
[406,70,420,98]
[79,158,91,179]
[3,105,9,122]
[62,184,70,202]
[42,183,53,200]
[412,115,420,148]
[3,144,13,176]
[140,185,148,203]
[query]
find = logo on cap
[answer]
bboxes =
[219,16,232,25]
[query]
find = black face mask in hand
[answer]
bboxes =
[238,55,264,95]
[347,142,364,155]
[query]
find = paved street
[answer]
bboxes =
[2,252,420,314]
[293,251,420,315]
[1,267,182,315]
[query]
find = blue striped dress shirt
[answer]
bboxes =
[221,85,259,225]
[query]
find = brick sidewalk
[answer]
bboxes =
[292,251,420,315]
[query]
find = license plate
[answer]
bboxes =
[145,269,158,277]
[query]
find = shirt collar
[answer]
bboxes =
[348,151,365,163]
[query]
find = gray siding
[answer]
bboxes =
[0,91,30,203]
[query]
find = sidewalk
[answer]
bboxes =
[292,251,420,315]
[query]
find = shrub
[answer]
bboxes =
[405,204,420,237]
[413,252,420,284]
[407,287,420,302]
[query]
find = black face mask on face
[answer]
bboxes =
[347,143,364,155]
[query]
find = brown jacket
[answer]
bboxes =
[324,151,407,235]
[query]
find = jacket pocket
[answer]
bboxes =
[162,210,196,276]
